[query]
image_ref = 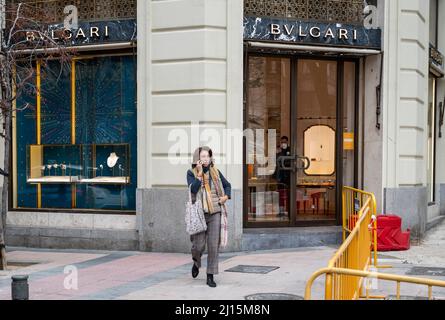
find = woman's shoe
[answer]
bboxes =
[192,264,199,278]
[207,274,217,287]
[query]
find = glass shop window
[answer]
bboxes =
[13,55,137,211]
[427,75,437,204]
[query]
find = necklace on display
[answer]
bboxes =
[107,152,119,168]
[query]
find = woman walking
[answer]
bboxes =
[186,146,231,287]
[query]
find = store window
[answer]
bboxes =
[427,75,437,204]
[13,55,137,211]
[246,56,291,223]
[427,0,441,204]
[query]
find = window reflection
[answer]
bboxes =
[247,56,291,222]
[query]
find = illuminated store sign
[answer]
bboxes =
[24,19,136,46]
[243,16,381,49]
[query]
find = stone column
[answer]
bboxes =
[136,0,244,252]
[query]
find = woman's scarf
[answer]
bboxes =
[192,165,229,248]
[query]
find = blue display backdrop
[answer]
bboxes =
[16,70,38,208]
[39,61,73,209]
[243,16,381,49]
[15,55,137,211]
[74,56,137,210]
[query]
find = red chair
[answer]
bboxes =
[310,192,324,214]
[278,189,289,214]
[296,190,310,213]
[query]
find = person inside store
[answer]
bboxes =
[274,136,291,189]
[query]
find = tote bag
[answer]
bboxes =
[185,184,207,235]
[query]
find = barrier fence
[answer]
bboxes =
[304,186,445,300]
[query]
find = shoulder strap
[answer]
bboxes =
[188,183,193,203]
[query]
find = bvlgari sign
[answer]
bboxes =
[24,19,137,46]
[243,16,381,49]
[20,4,136,47]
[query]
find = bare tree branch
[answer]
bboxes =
[0,1,75,270]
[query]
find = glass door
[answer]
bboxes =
[244,54,358,227]
[294,59,337,221]
[245,55,292,224]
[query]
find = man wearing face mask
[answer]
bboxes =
[274,136,291,188]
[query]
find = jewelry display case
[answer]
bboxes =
[80,143,130,184]
[26,143,130,185]
[26,144,81,184]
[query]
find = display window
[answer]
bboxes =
[12,55,137,211]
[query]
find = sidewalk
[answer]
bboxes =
[1,241,445,300]
[0,246,335,300]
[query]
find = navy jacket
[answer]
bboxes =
[187,166,231,199]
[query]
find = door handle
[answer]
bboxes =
[278,155,296,171]
[298,157,311,170]
[296,156,311,170]
[278,155,311,171]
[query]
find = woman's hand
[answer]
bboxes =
[196,160,203,173]
[196,160,203,180]
[218,195,229,205]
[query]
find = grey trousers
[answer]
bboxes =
[190,212,221,275]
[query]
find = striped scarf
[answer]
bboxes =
[192,166,229,248]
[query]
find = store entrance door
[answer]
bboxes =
[245,55,358,227]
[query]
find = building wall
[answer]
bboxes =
[362,54,384,213]
[382,0,431,237]
[5,211,138,250]
[3,0,443,251]
[3,0,246,253]
[136,0,244,253]
[361,0,385,212]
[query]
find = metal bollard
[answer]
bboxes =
[11,275,29,300]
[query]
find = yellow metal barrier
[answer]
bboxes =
[324,194,375,299]
[305,186,445,300]
[342,186,378,268]
[305,267,445,300]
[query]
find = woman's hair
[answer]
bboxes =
[191,146,214,168]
